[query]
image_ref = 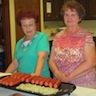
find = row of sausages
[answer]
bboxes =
[0,72,61,88]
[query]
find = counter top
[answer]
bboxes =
[48,36,54,41]
[0,86,96,96]
[70,86,96,96]
[0,87,37,96]
[48,33,96,41]
[48,35,96,41]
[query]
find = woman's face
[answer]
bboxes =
[21,18,36,37]
[64,8,81,27]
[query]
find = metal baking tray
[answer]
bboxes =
[0,82,76,96]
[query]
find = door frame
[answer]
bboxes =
[2,0,12,69]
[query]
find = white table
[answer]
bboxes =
[70,86,96,96]
[0,86,96,96]
[0,87,37,96]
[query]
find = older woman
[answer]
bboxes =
[5,10,50,77]
[49,0,96,88]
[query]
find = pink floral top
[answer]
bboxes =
[53,28,96,87]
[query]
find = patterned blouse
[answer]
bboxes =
[53,27,96,87]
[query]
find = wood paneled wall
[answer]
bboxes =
[14,0,41,42]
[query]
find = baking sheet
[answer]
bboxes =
[0,82,76,96]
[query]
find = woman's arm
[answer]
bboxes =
[49,46,68,81]
[5,59,18,73]
[49,46,59,76]
[68,45,96,81]
[65,68,93,82]
[32,51,48,76]
[31,34,50,76]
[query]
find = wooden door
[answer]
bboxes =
[2,0,12,69]
[14,0,41,42]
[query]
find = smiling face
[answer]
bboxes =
[21,18,36,37]
[64,8,81,28]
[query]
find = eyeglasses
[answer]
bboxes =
[21,23,35,28]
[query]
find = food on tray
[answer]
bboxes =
[44,78,52,86]
[10,93,24,96]
[49,78,57,87]
[16,83,59,95]
[39,77,48,86]
[0,72,76,96]
[0,76,22,86]
[25,75,35,83]
[31,76,39,84]
[21,74,30,82]
[0,72,61,88]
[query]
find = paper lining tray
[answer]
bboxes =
[0,82,76,96]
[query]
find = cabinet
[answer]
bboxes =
[93,37,96,46]
[78,0,96,20]
[77,0,88,19]
[87,0,96,20]
[44,0,96,20]
[0,4,3,45]
[43,0,64,21]
[14,0,40,42]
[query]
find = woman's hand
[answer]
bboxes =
[54,71,71,82]
[30,73,40,76]
[30,73,36,76]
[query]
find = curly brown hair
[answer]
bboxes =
[17,10,38,26]
[60,0,85,20]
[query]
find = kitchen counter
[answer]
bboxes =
[48,36,54,41]
[48,33,96,41]
[0,87,37,96]
[0,86,96,96]
[71,86,96,96]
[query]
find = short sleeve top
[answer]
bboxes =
[14,32,50,77]
[53,28,96,86]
